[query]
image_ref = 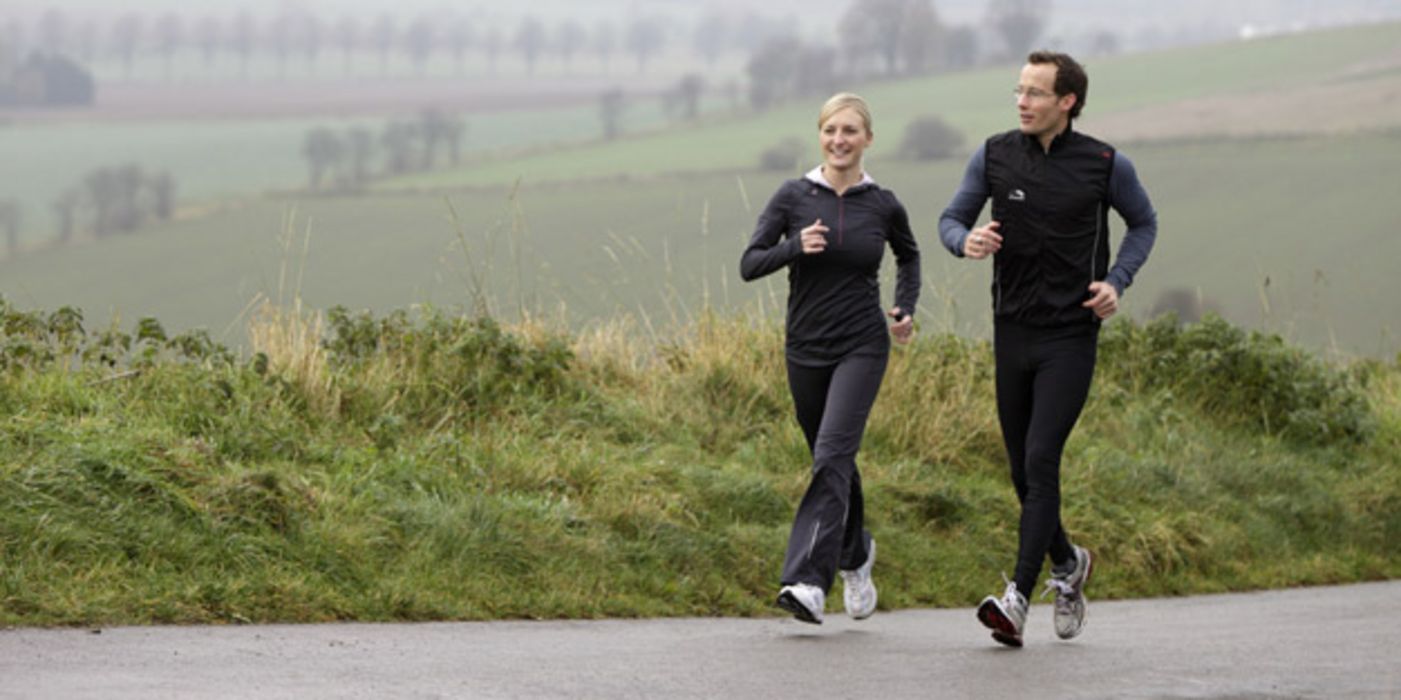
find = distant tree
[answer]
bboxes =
[624,17,664,73]
[299,14,324,71]
[14,52,95,106]
[899,115,965,160]
[111,13,144,78]
[446,17,474,74]
[793,44,837,98]
[555,19,587,71]
[1089,30,1120,57]
[112,165,147,233]
[149,172,175,220]
[229,11,255,78]
[0,199,21,257]
[693,13,727,67]
[344,127,375,188]
[483,26,503,74]
[333,15,360,73]
[599,89,625,141]
[155,13,184,80]
[987,0,1051,61]
[746,36,801,111]
[39,8,69,55]
[84,167,119,238]
[592,21,617,72]
[898,1,942,75]
[841,0,941,76]
[195,16,221,67]
[74,19,98,62]
[268,14,293,78]
[759,138,805,172]
[381,121,421,175]
[53,190,79,243]
[1149,287,1221,325]
[303,127,344,190]
[945,25,979,69]
[405,16,436,75]
[674,73,705,120]
[515,16,547,74]
[371,14,397,73]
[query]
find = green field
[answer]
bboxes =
[3,131,1400,356]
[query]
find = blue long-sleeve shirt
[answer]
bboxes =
[938,143,1158,296]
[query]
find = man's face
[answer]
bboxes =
[1016,62,1075,140]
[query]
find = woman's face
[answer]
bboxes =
[819,107,872,173]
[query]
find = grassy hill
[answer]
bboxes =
[0,302,1396,626]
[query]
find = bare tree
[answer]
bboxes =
[149,172,175,220]
[555,19,586,71]
[405,16,436,75]
[333,15,360,73]
[381,121,421,175]
[111,13,144,78]
[515,16,546,74]
[300,14,324,72]
[693,14,727,67]
[593,21,617,72]
[229,10,255,78]
[446,17,474,74]
[746,36,801,111]
[371,14,397,73]
[483,26,503,74]
[268,14,293,78]
[344,127,375,188]
[0,199,21,257]
[675,73,705,120]
[196,16,221,67]
[53,191,79,243]
[987,0,1051,61]
[599,89,625,140]
[625,17,664,73]
[155,13,184,80]
[840,0,941,76]
[945,25,979,69]
[74,19,98,62]
[39,8,69,54]
[794,44,837,97]
[303,127,344,190]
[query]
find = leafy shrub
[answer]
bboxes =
[899,115,965,161]
[1100,314,1373,444]
[758,138,805,172]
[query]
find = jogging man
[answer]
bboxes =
[938,50,1158,647]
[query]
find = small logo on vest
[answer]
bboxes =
[1008,189,1026,202]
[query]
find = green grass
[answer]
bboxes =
[1,305,1396,626]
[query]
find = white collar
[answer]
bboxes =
[804,166,876,192]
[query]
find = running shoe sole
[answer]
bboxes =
[777,591,822,625]
[976,597,1023,648]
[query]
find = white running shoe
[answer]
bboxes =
[840,538,878,620]
[976,576,1028,648]
[1044,545,1094,640]
[777,583,825,624]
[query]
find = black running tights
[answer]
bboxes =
[994,320,1098,597]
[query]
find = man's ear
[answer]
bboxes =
[1059,92,1078,115]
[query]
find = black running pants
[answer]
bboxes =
[779,345,886,593]
[994,320,1098,597]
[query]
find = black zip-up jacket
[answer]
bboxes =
[740,170,921,366]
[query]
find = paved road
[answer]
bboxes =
[3,581,1397,699]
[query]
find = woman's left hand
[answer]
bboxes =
[888,307,913,344]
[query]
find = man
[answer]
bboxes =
[938,51,1157,647]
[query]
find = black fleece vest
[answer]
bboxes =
[985,128,1114,326]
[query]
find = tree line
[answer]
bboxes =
[301,110,466,192]
[52,165,176,242]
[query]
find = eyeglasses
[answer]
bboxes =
[1013,86,1056,100]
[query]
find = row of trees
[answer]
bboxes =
[53,165,176,242]
[1,8,786,79]
[301,110,467,192]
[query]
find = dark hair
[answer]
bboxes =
[1027,50,1088,120]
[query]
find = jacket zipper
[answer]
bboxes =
[837,196,845,246]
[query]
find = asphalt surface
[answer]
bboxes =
[2,580,1397,699]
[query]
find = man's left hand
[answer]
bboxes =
[1083,281,1119,319]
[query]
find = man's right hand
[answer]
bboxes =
[963,221,1003,259]
[800,219,829,254]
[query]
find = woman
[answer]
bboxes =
[740,93,920,624]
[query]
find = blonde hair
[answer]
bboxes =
[818,93,873,136]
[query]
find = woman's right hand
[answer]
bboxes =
[800,219,829,254]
